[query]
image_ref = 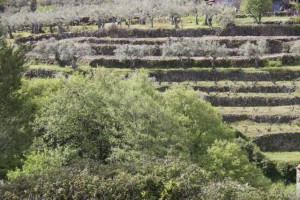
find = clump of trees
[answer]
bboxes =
[33,38,92,68]
[0,0,237,37]
[0,69,295,199]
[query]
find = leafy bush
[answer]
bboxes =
[266,60,283,68]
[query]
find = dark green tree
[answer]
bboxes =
[240,0,272,24]
[0,28,28,179]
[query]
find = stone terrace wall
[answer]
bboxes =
[254,132,300,151]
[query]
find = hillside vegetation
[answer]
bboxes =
[0,0,300,199]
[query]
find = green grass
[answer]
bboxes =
[235,16,292,26]
[263,152,300,162]
[29,64,73,73]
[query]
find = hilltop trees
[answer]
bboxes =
[240,0,272,24]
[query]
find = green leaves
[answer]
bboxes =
[240,0,272,24]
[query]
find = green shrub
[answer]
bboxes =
[266,60,283,68]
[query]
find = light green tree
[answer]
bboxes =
[240,0,272,24]
[206,140,271,188]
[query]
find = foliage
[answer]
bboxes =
[33,38,92,68]
[162,38,196,66]
[114,44,151,67]
[162,39,228,68]
[206,140,270,188]
[238,40,267,67]
[0,28,30,179]
[240,0,273,24]
[201,40,228,68]
[215,5,236,29]
[0,69,280,198]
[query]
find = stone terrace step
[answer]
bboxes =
[150,68,300,82]
[222,113,299,123]
[205,94,300,107]
[73,36,300,44]
[218,106,300,116]
[253,132,300,151]
[157,84,296,93]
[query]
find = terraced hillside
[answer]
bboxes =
[19,25,300,178]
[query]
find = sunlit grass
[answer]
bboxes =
[229,121,300,137]
[264,151,300,162]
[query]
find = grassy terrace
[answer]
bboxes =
[229,121,300,137]
[263,152,300,163]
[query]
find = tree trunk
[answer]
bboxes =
[203,15,208,25]
[97,19,102,30]
[7,26,13,39]
[171,16,175,25]
[174,17,179,28]
[255,58,259,68]
[195,14,199,25]
[207,17,213,27]
[150,18,154,28]
[57,23,64,34]
[211,58,216,69]
[71,57,78,69]
[49,25,54,33]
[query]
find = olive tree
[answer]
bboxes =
[140,0,164,28]
[238,40,267,67]
[240,0,272,24]
[113,0,140,28]
[34,38,92,68]
[114,44,150,68]
[162,0,188,28]
[215,5,236,29]
[88,4,111,30]
[201,40,228,68]
[162,38,196,66]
